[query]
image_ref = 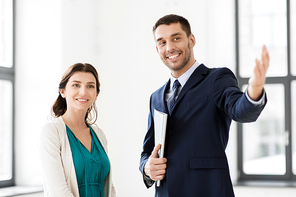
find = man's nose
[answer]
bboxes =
[166,41,175,53]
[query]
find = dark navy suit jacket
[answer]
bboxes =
[139,64,267,197]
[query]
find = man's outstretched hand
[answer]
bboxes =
[248,45,270,101]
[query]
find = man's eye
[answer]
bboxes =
[159,41,165,46]
[174,37,180,41]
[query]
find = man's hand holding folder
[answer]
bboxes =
[144,144,167,183]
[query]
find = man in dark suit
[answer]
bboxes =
[139,14,269,197]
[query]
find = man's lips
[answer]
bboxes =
[167,51,181,60]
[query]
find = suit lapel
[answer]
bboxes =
[174,64,210,107]
[153,79,171,114]
[162,79,171,114]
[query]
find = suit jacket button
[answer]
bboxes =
[169,130,174,135]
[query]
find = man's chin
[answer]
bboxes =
[165,63,184,72]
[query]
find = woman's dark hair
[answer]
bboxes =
[52,63,100,124]
[153,14,192,37]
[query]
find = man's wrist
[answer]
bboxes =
[144,163,150,178]
[247,86,264,101]
[245,87,266,106]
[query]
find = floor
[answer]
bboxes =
[12,193,43,197]
[0,186,43,197]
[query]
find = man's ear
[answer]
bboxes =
[156,46,159,53]
[189,34,196,48]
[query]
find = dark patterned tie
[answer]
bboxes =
[167,80,181,114]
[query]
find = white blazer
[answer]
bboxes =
[39,117,116,197]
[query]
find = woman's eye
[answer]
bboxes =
[73,84,79,87]
[88,85,95,88]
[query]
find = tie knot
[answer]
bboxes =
[173,80,181,89]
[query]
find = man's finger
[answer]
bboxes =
[261,45,270,68]
[151,144,161,158]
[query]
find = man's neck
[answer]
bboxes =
[171,59,196,78]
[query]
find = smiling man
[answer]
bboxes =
[155,22,195,78]
[139,14,270,197]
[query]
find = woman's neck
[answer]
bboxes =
[61,110,88,129]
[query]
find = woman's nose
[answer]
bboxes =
[79,86,87,94]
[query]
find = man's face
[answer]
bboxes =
[154,23,195,77]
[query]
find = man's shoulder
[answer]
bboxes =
[210,67,235,75]
[151,81,168,97]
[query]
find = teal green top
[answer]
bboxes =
[66,125,110,197]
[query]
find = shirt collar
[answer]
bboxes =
[170,61,200,89]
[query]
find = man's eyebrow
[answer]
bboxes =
[156,32,183,42]
[156,37,164,42]
[171,32,182,37]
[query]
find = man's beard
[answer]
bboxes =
[163,42,191,72]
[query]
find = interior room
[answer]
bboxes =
[1,0,296,196]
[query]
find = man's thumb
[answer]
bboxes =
[151,143,161,158]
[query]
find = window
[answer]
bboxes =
[292,81,296,174]
[290,0,296,176]
[0,0,14,187]
[236,0,296,181]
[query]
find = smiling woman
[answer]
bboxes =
[52,63,100,125]
[59,72,98,124]
[39,63,116,197]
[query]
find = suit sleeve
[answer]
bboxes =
[212,68,267,123]
[139,95,156,188]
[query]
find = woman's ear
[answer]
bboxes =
[59,89,66,98]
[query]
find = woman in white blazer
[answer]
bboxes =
[39,63,116,197]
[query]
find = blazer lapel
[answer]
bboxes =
[157,79,171,114]
[161,79,171,114]
[174,64,210,106]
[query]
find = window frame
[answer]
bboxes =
[0,0,15,188]
[236,0,296,182]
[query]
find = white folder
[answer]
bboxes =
[154,109,168,187]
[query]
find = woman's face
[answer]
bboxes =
[60,71,98,113]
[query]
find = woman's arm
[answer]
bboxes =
[39,123,76,197]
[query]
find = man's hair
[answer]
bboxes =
[153,14,192,37]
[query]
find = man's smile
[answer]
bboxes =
[167,52,181,61]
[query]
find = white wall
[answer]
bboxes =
[95,0,208,196]
[14,0,99,187]
[15,0,63,186]
[13,0,296,197]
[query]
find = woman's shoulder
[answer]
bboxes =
[42,116,64,130]
[40,117,66,138]
[91,124,108,145]
[91,124,105,136]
